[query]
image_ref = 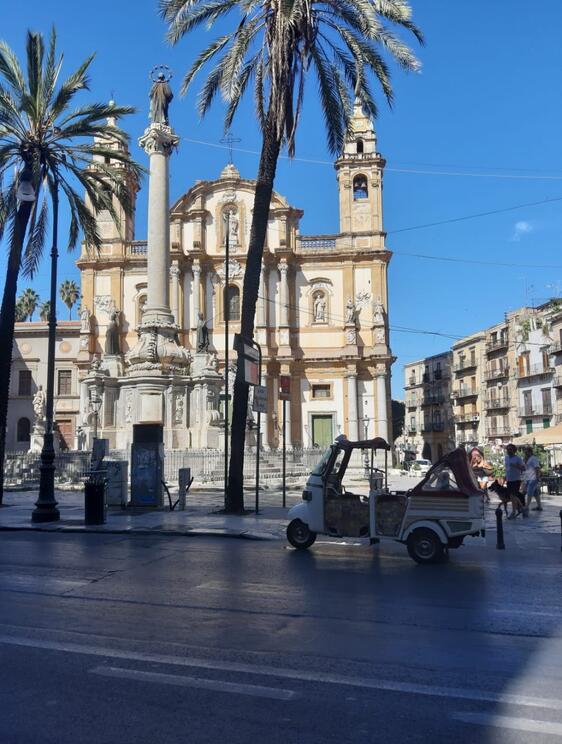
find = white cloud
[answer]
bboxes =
[511,220,533,241]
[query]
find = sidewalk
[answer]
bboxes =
[1,485,561,552]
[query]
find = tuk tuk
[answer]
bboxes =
[286,436,485,564]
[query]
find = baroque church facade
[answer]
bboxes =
[8,101,394,453]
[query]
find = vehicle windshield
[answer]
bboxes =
[311,446,334,476]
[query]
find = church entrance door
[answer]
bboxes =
[311,414,333,448]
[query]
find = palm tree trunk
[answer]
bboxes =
[225,121,281,513]
[0,202,33,504]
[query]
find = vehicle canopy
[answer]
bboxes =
[411,447,483,497]
[333,435,391,451]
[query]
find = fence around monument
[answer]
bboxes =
[4,448,324,490]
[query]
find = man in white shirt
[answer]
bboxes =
[523,446,543,511]
[504,444,527,518]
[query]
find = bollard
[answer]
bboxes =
[496,506,505,550]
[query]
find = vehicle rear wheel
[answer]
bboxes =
[407,528,445,564]
[287,519,317,550]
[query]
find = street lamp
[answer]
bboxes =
[32,177,59,523]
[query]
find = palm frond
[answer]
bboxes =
[0,40,26,95]
[22,194,48,278]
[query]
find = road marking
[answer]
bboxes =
[90,666,295,701]
[1,634,562,711]
[452,712,562,736]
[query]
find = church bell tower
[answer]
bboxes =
[335,99,385,240]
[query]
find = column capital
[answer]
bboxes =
[169,264,180,278]
[279,258,289,275]
[192,258,201,274]
[138,123,180,156]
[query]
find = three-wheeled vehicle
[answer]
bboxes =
[286,436,485,564]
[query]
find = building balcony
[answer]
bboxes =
[433,370,448,381]
[457,433,479,445]
[406,426,417,435]
[554,375,562,388]
[516,364,554,379]
[421,394,445,406]
[549,342,562,355]
[454,412,480,423]
[486,426,512,438]
[405,398,418,409]
[297,235,337,251]
[405,377,422,389]
[453,359,478,373]
[486,338,508,354]
[484,366,509,381]
[421,422,446,433]
[452,386,478,400]
[519,405,553,417]
[485,396,510,410]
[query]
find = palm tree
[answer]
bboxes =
[14,296,27,322]
[59,279,80,319]
[162,0,423,512]
[20,288,39,320]
[0,29,141,505]
[39,300,51,322]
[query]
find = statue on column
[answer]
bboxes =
[345,297,357,325]
[196,312,210,352]
[372,296,384,326]
[32,386,46,425]
[149,68,173,125]
[105,310,121,355]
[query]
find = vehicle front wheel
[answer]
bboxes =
[287,519,317,550]
[406,528,445,564]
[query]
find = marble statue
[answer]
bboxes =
[80,306,91,333]
[314,294,326,323]
[372,296,384,325]
[32,386,46,421]
[345,297,356,324]
[149,73,173,125]
[105,310,121,355]
[196,312,210,352]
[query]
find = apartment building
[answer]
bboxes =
[404,303,559,453]
[451,332,485,448]
[402,352,454,462]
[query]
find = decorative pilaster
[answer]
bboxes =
[376,364,389,441]
[257,266,267,327]
[279,260,289,326]
[191,259,201,329]
[170,263,180,325]
[346,369,359,440]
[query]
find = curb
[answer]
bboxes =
[0,524,282,541]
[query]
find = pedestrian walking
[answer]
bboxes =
[523,446,543,511]
[504,443,527,519]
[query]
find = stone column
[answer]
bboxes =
[376,365,389,441]
[279,260,289,327]
[346,369,359,440]
[170,263,180,325]
[141,125,178,317]
[257,266,267,327]
[191,259,201,329]
[125,123,190,372]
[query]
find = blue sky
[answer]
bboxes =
[2,0,562,397]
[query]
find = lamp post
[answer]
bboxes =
[32,176,60,523]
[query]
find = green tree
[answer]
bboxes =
[14,296,27,322]
[0,29,141,503]
[59,279,80,319]
[20,287,39,320]
[162,0,423,511]
[39,300,51,322]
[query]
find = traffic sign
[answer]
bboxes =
[252,385,268,414]
[234,333,260,385]
[279,375,291,400]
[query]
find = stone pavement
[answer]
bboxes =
[1,481,561,553]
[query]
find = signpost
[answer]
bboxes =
[234,333,264,513]
[279,375,291,508]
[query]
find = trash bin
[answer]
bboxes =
[85,480,106,525]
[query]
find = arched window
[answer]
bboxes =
[224,285,240,322]
[137,293,147,325]
[356,139,364,154]
[353,175,368,200]
[17,417,31,443]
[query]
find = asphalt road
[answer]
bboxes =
[0,532,561,743]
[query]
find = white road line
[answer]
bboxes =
[1,634,562,711]
[452,712,562,736]
[90,666,295,701]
